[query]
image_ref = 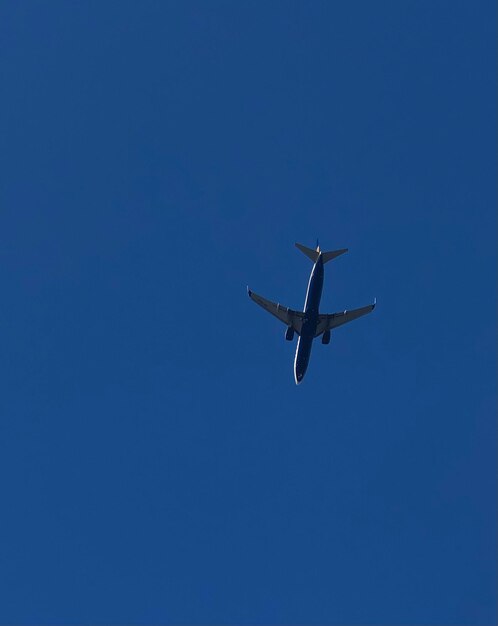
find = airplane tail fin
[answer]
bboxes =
[295,242,348,264]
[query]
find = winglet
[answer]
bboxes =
[247,286,252,297]
[373,297,377,309]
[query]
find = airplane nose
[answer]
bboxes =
[295,371,304,384]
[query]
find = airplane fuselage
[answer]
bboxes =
[294,254,324,384]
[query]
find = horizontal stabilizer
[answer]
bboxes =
[295,242,348,264]
[321,248,348,263]
[295,242,320,263]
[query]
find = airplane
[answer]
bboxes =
[248,241,375,384]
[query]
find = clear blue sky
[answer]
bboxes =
[1,2,496,624]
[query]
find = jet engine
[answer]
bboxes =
[285,327,294,341]
[322,329,331,344]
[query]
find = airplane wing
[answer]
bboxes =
[315,301,376,337]
[247,288,305,335]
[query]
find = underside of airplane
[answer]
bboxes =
[248,242,375,384]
